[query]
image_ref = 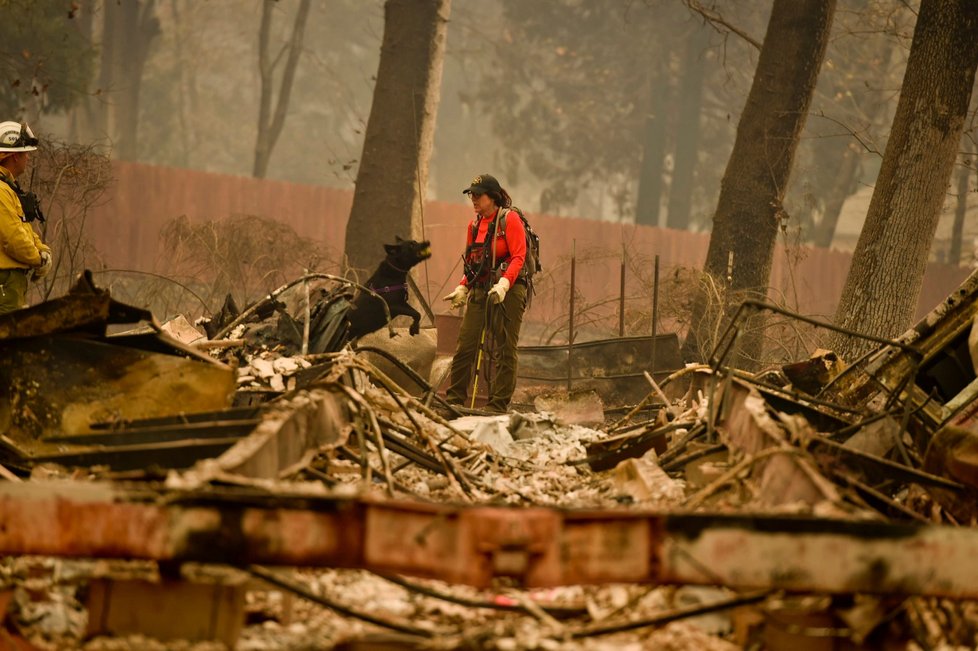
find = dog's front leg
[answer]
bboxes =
[395,305,422,335]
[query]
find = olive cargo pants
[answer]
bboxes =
[446,282,528,411]
[0,268,29,315]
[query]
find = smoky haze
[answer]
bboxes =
[24,0,972,257]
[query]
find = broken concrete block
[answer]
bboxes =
[472,420,514,455]
[613,455,685,503]
[272,356,307,375]
[269,373,285,392]
[250,357,275,379]
[160,315,207,345]
[508,412,558,441]
[448,414,508,434]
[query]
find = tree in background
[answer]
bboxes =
[0,0,96,119]
[830,0,978,361]
[681,0,836,367]
[98,0,160,160]
[473,1,687,218]
[344,0,451,275]
[785,1,914,249]
[665,23,709,230]
[253,0,312,179]
[948,134,974,266]
[128,1,378,182]
[633,51,671,227]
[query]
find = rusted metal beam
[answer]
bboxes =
[0,270,149,341]
[3,481,978,598]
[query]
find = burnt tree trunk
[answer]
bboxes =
[344,0,451,276]
[830,0,978,360]
[681,0,836,366]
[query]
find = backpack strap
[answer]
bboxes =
[465,209,515,286]
[0,174,43,223]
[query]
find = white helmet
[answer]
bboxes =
[0,122,38,153]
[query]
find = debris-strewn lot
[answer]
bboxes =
[4,271,978,649]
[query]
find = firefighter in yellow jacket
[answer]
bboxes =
[0,121,51,314]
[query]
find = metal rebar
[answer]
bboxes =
[568,239,576,393]
[619,244,626,337]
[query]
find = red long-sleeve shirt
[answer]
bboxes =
[459,207,527,288]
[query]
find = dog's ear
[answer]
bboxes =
[384,243,397,255]
[394,235,405,244]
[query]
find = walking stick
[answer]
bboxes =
[469,302,491,409]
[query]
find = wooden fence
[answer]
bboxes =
[82,161,972,345]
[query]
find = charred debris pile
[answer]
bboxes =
[2,269,978,648]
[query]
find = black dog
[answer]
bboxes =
[346,236,432,340]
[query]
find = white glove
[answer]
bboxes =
[34,250,52,279]
[488,277,510,304]
[443,284,468,310]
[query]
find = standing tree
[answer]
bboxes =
[474,1,699,218]
[830,0,978,360]
[634,55,671,227]
[100,0,160,160]
[948,135,974,266]
[681,0,837,366]
[0,0,96,119]
[665,22,709,230]
[785,0,913,249]
[253,0,311,179]
[343,0,451,275]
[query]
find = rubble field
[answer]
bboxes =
[4,271,978,649]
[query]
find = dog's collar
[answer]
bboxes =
[383,259,410,274]
[369,283,407,294]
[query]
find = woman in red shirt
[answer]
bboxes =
[443,174,528,412]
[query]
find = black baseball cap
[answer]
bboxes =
[462,173,502,195]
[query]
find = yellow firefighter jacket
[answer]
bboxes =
[0,165,49,270]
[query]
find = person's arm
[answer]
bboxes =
[458,218,477,287]
[445,218,478,308]
[0,191,42,266]
[500,211,527,285]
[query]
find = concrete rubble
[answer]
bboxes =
[4,270,978,649]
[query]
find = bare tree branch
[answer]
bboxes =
[683,0,762,51]
[253,0,312,178]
